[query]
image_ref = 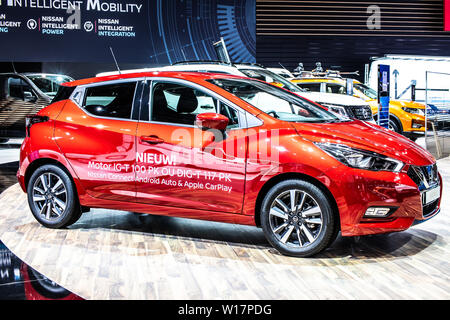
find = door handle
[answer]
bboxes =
[140,135,164,144]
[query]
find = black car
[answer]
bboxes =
[0,73,73,143]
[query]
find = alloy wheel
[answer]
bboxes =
[32,172,67,222]
[269,189,323,247]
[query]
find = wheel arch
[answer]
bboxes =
[389,114,403,132]
[253,172,340,230]
[24,157,75,191]
[373,113,403,132]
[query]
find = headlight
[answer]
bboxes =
[402,107,424,115]
[321,104,349,118]
[314,142,404,172]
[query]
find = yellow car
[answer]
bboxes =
[292,78,426,140]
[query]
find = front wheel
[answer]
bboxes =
[388,119,402,134]
[27,164,81,228]
[260,180,337,257]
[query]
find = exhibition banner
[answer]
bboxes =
[0,0,255,63]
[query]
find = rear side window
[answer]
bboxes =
[51,85,75,104]
[297,83,321,92]
[326,83,346,94]
[83,82,137,119]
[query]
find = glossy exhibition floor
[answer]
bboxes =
[0,141,81,300]
[0,139,449,299]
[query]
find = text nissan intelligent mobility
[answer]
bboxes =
[17,72,442,257]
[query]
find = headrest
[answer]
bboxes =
[177,88,198,113]
[153,88,168,109]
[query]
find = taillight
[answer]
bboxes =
[25,115,49,137]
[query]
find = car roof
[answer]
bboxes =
[63,71,247,87]
[22,73,73,78]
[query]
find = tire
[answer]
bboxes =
[388,118,402,134]
[0,138,9,144]
[260,179,337,257]
[27,164,81,228]
[26,265,72,299]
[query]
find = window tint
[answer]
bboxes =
[7,77,36,101]
[219,102,240,129]
[51,85,75,104]
[297,83,321,92]
[83,82,136,119]
[151,82,217,125]
[326,83,346,94]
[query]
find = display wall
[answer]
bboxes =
[0,0,255,65]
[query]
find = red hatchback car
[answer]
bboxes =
[17,71,442,257]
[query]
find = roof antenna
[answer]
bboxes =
[11,62,17,74]
[109,47,121,74]
[278,62,289,71]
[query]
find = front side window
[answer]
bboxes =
[7,77,36,101]
[219,102,240,129]
[208,78,341,123]
[151,82,218,125]
[83,82,136,119]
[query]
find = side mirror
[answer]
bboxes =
[195,113,229,131]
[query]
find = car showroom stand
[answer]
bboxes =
[0,158,449,300]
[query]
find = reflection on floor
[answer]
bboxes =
[0,242,81,300]
[0,157,449,299]
[0,140,81,300]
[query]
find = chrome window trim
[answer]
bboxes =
[68,78,145,123]
[67,76,262,128]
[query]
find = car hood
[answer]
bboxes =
[389,100,426,109]
[290,120,435,166]
[297,92,368,106]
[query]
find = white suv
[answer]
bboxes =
[97,62,374,122]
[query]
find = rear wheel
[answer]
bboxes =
[260,179,337,257]
[27,164,81,228]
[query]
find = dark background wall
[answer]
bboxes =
[256,0,450,80]
[0,0,255,79]
[2,0,449,80]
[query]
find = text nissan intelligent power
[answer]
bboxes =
[17,72,442,257]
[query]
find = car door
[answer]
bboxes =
[135,79,247,213]
[0,75,41,136]
[55,79,143,201]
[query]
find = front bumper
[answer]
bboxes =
[326,164,442,237]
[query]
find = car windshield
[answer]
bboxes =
[239,68,304,93]
[208,78,341,123]
[354,82,377,99]
[27,74,74,97]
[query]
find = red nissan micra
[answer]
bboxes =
[17,71,442,257]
